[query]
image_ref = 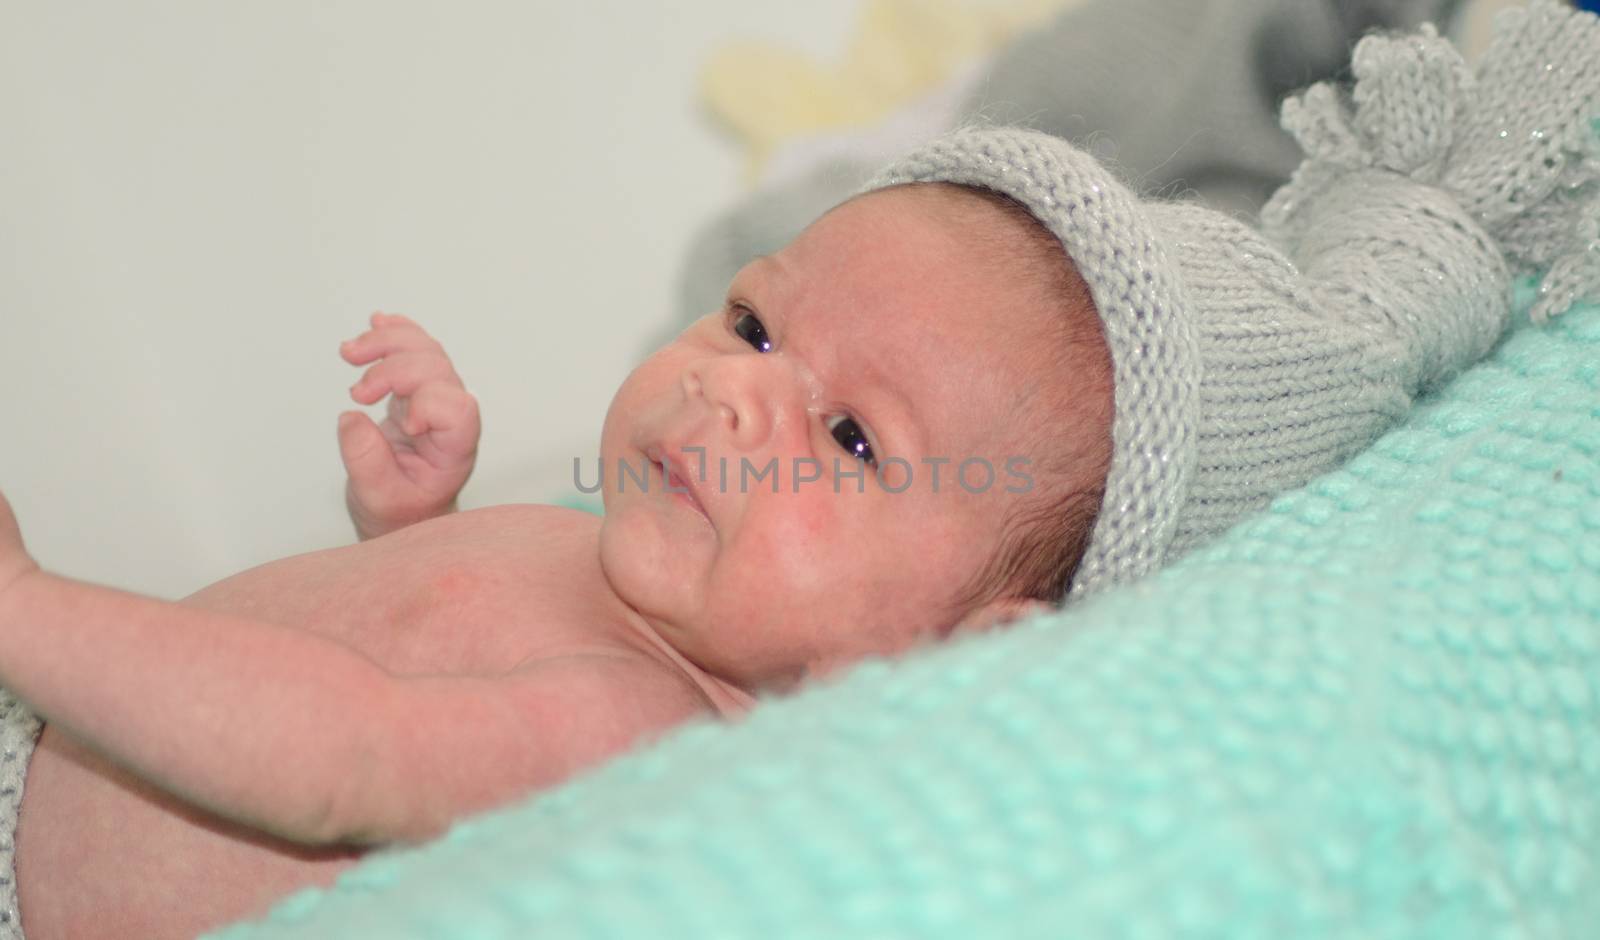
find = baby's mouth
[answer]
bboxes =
[648,448,710,522]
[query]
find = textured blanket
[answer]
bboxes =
[211,289,1600,937]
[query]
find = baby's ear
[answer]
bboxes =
[950,596,1054,637]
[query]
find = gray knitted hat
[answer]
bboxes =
[865,0,1600,601]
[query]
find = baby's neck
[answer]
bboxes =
[607,608,759,718]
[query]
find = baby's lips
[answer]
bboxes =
[647,445,713,524]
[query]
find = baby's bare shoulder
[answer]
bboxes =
[513,649,715,712]
[430,651,713,794]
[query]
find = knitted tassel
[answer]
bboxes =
[1266,1,1600,323]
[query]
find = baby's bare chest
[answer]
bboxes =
[182,504,625,675]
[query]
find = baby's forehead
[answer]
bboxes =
[743,182,1108,498]
[763,276,1067,459]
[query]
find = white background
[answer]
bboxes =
[2,1,863,598]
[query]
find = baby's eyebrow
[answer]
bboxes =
[751,253,785,284]
[728,254,783,306]
[844,343,925,457]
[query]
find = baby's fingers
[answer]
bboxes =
[403,382,481,453]
[338,410,403,490]
[350,351,460,406]
[0,485,38,597]
[340,312,446,366]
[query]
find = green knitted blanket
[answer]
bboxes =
[215,296,1600,937]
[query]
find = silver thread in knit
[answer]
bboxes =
[866,0,1600,601]
[0,690,41,940]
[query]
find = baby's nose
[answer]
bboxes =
[687,358,768,448]
[686,353,818,451]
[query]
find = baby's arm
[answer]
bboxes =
[0,491,702,845]
[338,313,481,541]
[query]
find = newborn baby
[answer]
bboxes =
[0,182,1111,940]
[1,4,1596,937]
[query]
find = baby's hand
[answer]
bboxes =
[0,486,39,608]
[338,312,481,541]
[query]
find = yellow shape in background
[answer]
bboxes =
[702,0,1076,181]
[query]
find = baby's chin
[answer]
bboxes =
[595,508,712,618]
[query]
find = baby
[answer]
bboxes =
[1,4,1596,938]
[0,165,1114,940]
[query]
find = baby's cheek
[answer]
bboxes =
[742,493,840,580]
[890,493,990,577]
[790,490,837,542]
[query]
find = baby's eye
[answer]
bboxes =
[730,307,773,353]
[827,414,876,465]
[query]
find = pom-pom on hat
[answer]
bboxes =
[865,0,1600,602]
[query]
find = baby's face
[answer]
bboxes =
[598,185,1082,692]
